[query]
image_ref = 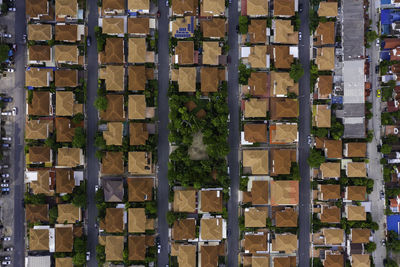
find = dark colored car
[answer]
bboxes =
[87,36,91,47]
[375,65,379,74]
[157,11,161,18]
[236,25,239,33]
[299,3,303,12]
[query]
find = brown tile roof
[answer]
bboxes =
[127,178,153,202]
[273,0,295,16]
[55,91,74,116]
[26,0,48,18]
[173,189,197,213]
[315,22,335,45]
[55,117,74,142]
[129,122,149,145]
[178,244,196,267]
[318,1,338,17]
[26,204,49,222]
[251,180,268,204]
[29,146,51,163]
[346,162,367,177]
[100,94,125,121]
[103,122,123,146]
[57,203,81,223]
[347,186,366,201]
[103,0,125,12]
[251,256,270,267]
[55,24,78,42]
[128,151,153,174]
[105,208,124,233]
[55,258,73,267]
[128,38,147,63]
[248,72,267,96]
[178,67,196,92]
[270,71,296,97]
[248,45,267,68]
[29,228,49,251]
[101,151,124,175]
[273,45,294,69]
[200,190,223,213]
[105,235,124,261]
[201,0,224,16]
[324,139,342,159]
[201,18,226,38]
[202,41,221,65]
[128,65,146,91]
[315,104,331,128]
[270,180,299,205]
[102,65,124,91]
[200,243,225,267]
[271,149,296,175]
[320,162,340,178]
[272,234,297,253]
[55,70,77,87]
[201,67,220,93]
[28,24,52,41]
[275,208,298,227]
[320,206,341,223]
[103,17,125,35]
[244,207,267,227]
[128,94,147,119]
[323,228,344,245]
[127,17,150,34]
[351,228,371,243]
[25,68,52,87]
[103,178,124,202]
[316,47,335,71]
[270,98,299,120]
[54,45,78,63]
[172,218,196,240]
[317,75,333,98]
[55,0,77,18]
[29,45,51,62]
[104,38,124,64]
[270,123,298,144]
[128,235,146,261]
[171,0,197,15]
[243,150,269,175]
[347,205,366,221]
[273,256,297,267]
[30,170,53,195]
[247,0,268,16]
[244,98,268,118]
[274,20,298,44]
[56,168,75,194]
[28,91,51,116]
[248,19,267,43]
[324,254,344,267]
[176,41,194,65]
[55,226,73,252]
[319,184,341,200]
[200,218,224,240]
[244,232,268,253]
[57,147,82,167]
[244,123,267,143]
[345,143,367,158]
[128,208,146,233]
[352,254,370,267]
[25,119,51,140]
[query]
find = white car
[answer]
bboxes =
[86,252,90,261]
[6,68,14,73]
[1,112,11,116]
[95,185,99,192]
[1,137,11,141]
[1,261,11,265]
[166,0,169,6]
[2,237,11,241]
[299,32,302,41]
[3,34,11,38]
[12,107,17,116]
[0,184,9,188]
[1,174,9,178]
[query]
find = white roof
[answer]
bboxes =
[26,256,51,267]
[343,60,365,104]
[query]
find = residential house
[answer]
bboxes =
[244,207,268,228]
[128,65,147,91]
[314,22,335,46]
[170,17,196,38]
[128,38,154,63]
[176,67,196,92]
[55,24,82,42]
[318,1,338,17]
[25,204,49,223]
[102,0,125,14]
[269,98,299,120]
[243,98,268,118]
[273,256,297,267]
[318,184,341,201]
[314,105,331,128]
[241,45,268,69]
[103,178,124,202]
[176,244,197,267]
[270,149,296,176]
[320,162,341,179]
[201,18,226,39]
[25,119,52,140]
[28,24,52,41]
[200,0,225,16]
[269,123,298,144]
[350,228,371,244]
[128,151,153,174]
[105,236,124,261]
[243,232,268,254]
[344,143,367,158]
[26,0,50,20]
[130,122,149,146]
[55,168,75,194]
[202,41,222,65]
[57,203,81,223]
[319,206,341,223]
[29,228,51,251]
[101,151,124,175]
[55,69,78,87]
[127,0,149,13]
[246,72,267,96]
[248,19,267,44]
[127,17,150,35]
[28,147,52,165]
[100,65,125,91]
[173,189,197,213]
[127,177,154,202]
[351,254,370,267]
[175,41,195,65]
[200,217,226,241]
[128,235,149,261]
[25,68,52,87]
[275,208,298,227]
[270,71,298,97]
[345,186,367,201]
[172,218,196,241]
[102,17,125,35]
[273,0,294,17]
[54,45,79,64]
[199,243,225,267]
[324,139,342,159]
[102,38,124,64]
[317,75,333,99]
[346,205,366,221]
[273,45,296,69]
[243,123,267,144]
[105,208,124,233]
[271,234,298,253]
[55,91,82,116]
[100,94,125,121]
[201,67,225,93]
[171,0,197,16]
[55,226,73,252]
[57,147,84,167]
[346,162,367,177]
[28,91,52,116]
[242,149,268,175]
[103,122,123,146]
[128,208,154,233]
[273,19,299,44]
[316,47,335,71]
[246,0,268,17]
[323,253,344,267]
[270,180,299,206]
[55,0,78,20]
[323,228,345,246]
[26,169,54,195]
[28,45,52,64]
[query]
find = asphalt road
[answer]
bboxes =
[227,1,239,266]
[156,0,170,265]
[297,0,311,265]
[12,0,27,265]
[85,0,100,265]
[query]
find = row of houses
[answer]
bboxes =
[24,0,87,265]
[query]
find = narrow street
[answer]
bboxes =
[156,0,170,265]
[368,0,386,265]
[298,0,311,265]
[227,0,239,266]
[86,0,100,265]
[12,0,27,265]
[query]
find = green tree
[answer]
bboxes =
[95,133,106,150]
[24,193,46,204]
[238,63,251,84]
[313,127,328,138]
[0,44,9,62]
[307,149,325,168]
[49,206,58,224]
[290,63,304,82]
[385,258,399,267]
[330,121,344,140]
[72,127,86,148]
[365,242,376,253]
[166,211,176,226]
[96,245,106,264]
[72,253,86,265]
[366,31,378,43]
[145,201,157,215]
[94,96,108,111]
[71,113,84,124]
[74,238,86,253]
[239,176,249,191]
[381,144,392,154]
[239,16,249,34]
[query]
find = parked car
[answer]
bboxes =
[3,33,11,38]
[1,261,11,265]
[7,7,15,11]
[307,135,312,145]
[166,0,168,6]
[377,89,381,98]
[4,247,13,252]
[1,180,9,183]
[157,11,160,18]
[299,3,303,12]
[5,68,14,73]
[2,191,9,195]
[0,165,9,169]
[86,252,90,261]
[95,185,99,192]
[1,174,9,178]
[235,25,239,33]
[1,137,11,141]
[3,256,10,260]
[1,144,9,148]
[1,112,11,116]
[0,184,9,188]
[299,31,302,41]
[0,97,12,102]
[86,36,91,47]
[12,107,17,115]
[22,34,26,43]
[376,39,380,47]
[2,237,11,241]
[1,188,9,192]
[380,190,385,200]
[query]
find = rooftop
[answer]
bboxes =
[101,151,124,175]
[57,203,80,223]
[319,184,341,200]
[100,94,125,121]
[243,149,269,175]
[127,177,154,202]
[272,234,297,253]
[270,180,299,206]
[243,98,268,118]
[173,189,197,213]
[128,151,153,174]
[245,207,268,227]
[346,162,367,177]
[105,208,124,233]
[105,236,124,261]
[320,206,341,223]
[274,20,298,44]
